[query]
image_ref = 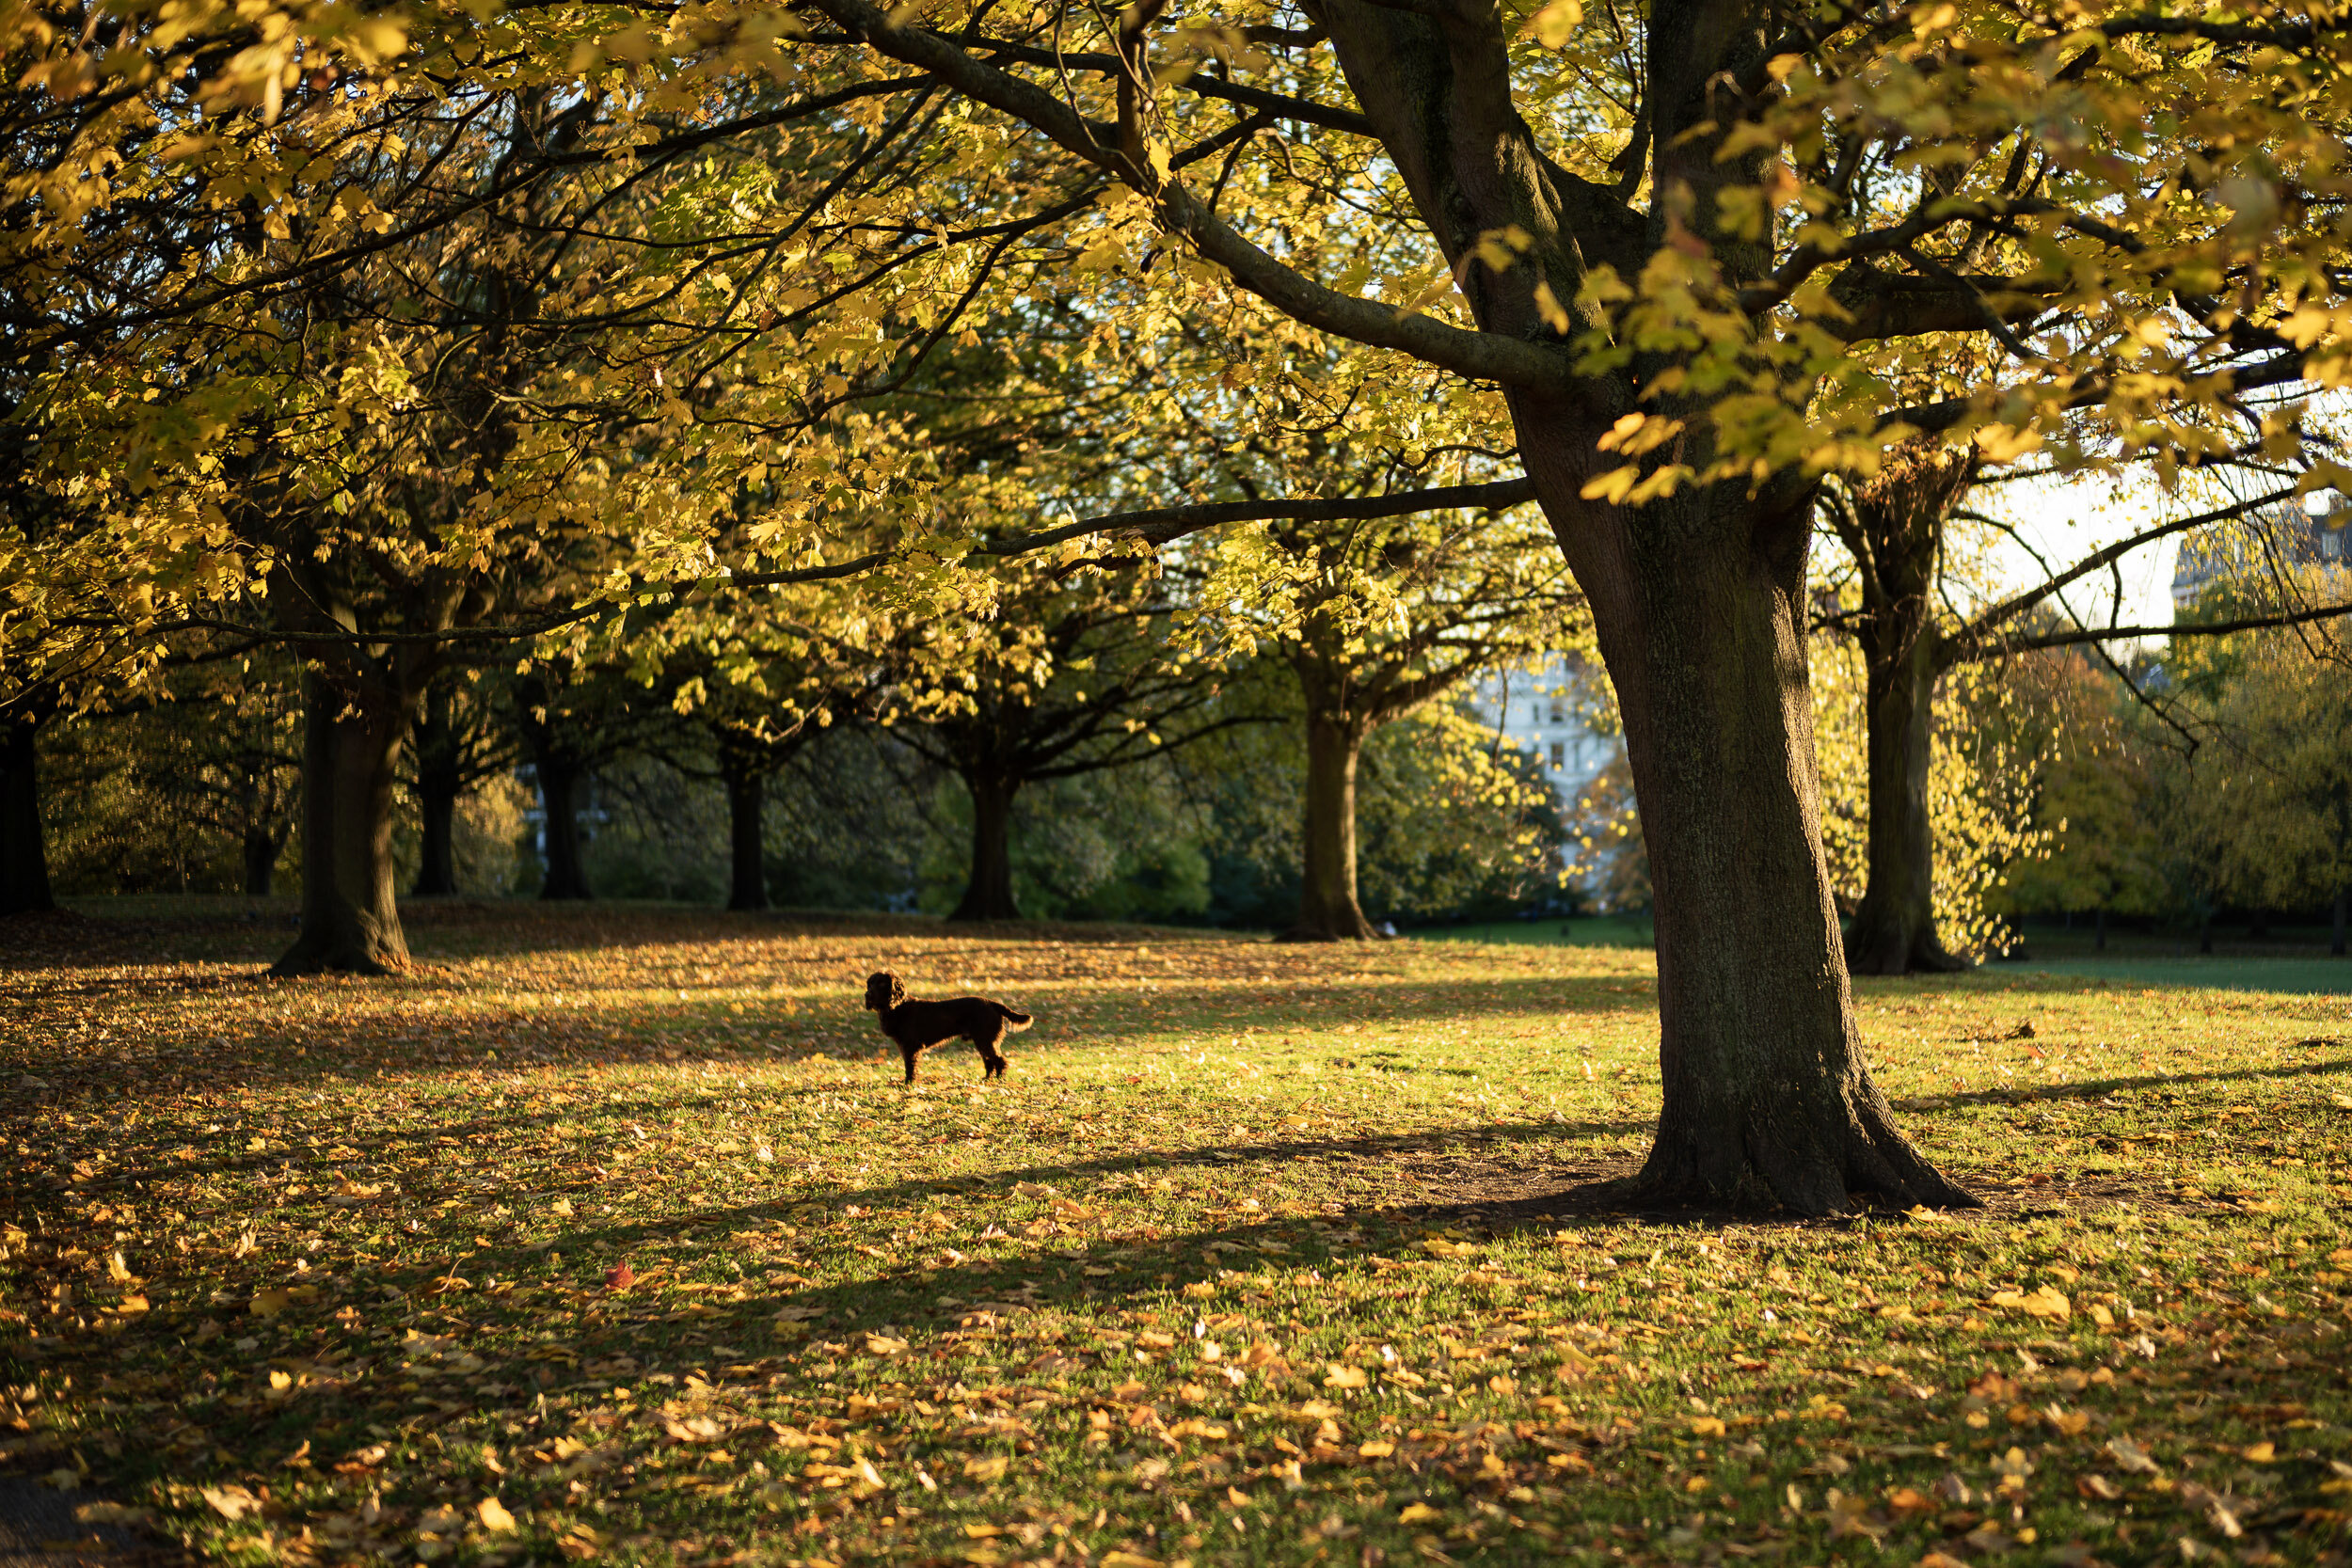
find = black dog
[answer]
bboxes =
[864,972,1031,1084]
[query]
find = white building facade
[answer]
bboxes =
[1466,654,1616,815]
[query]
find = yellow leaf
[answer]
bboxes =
[2243,1443,2275,1464]
[478,1497,517,1532]
[1358,1440,1395,1458]
[249,1289,293,1318]
[1690,1417,1727,1437]
[201,1484,261,1520]
[1526,0,1582,47]
[963,1455,1009,1481]
[1323,1364,1369,1389]
[1397,1502,1441,1524]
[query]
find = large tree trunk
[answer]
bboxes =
[1845,623,1963,974]
[0,715,55,916]
[722,743,770,912]
[950,775,1020,921]
[273,668,414,974]
[1284,711,1378,941]
[533,757,593,900]
[1306,0,1969,1212]
[1551,501,1973,1213]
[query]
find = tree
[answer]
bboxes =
[756,0,2352,1212]
[1818,451,2349,973]
[888,564,1253,921]
[1197,498,1580,939]
[2164,582,2352,954]
[410,673,519,899]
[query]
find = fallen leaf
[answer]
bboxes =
[478,1497,516,1532]
[1397,1502,1441,1524]
[248,1288,293,1317]
[201,1484,261,1520]
[2106,1437,2162,1474]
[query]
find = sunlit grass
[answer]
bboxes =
[4,901,2348,1566]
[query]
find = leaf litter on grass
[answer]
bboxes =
[1,901,2348,1566]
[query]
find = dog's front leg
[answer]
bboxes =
[902,1045,920,1085]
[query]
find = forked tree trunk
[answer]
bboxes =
[1311,0,1970,1212]
[273,668,414,974]
[950,775,1020,921]
[1845,625,1963,974]
[534,757,593,900]
[722,745,770,912]
[0,716,55,916]
[1285,712,1379,942]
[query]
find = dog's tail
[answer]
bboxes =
[996,1003,1033,1033]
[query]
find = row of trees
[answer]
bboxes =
[9,0,2352,1213]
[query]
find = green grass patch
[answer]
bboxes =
[4,901,2349,1567]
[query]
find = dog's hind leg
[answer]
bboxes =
[972,1022,1008,1080]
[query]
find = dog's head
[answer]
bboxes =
[864,972,904,1012]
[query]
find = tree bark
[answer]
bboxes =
[722,744,770,912]
[1844,621,1964,974]
[0,715,56,916]
[272,668,415,974]
[243,826,281,897]
[533,757,593,900]
[950,775,1020,921]
[1284,711,1379,941]
[413,781,458,897]
[1551,505,1974,1213]
[410,687,463,897]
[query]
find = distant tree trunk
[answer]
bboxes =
[533,757,592,901]
[722,742,770,912]
[2248,909,2269,939]
[1285,711,1378,942]
[2199,911,2214,954]
[243,826,281,896]
[411,687,463,897]
[414,783,458,897]
[273,667,417,974]
[1830,445,1976,976]
[2333,890,2346,957]
[2093,906,2106,952]
[950,775,1020,921]
[1845,624,1963,974]
[0,715,55,916]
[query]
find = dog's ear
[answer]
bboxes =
[887,974,905,1008]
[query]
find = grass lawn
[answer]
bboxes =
[4,900,2350,1568]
